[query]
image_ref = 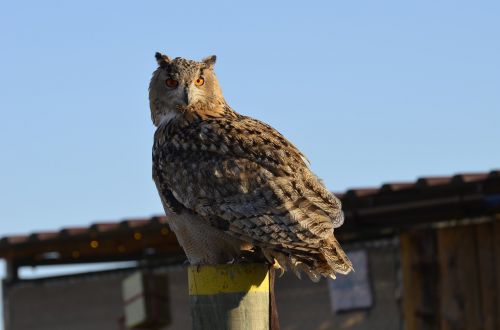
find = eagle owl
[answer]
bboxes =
[149,53,353,281]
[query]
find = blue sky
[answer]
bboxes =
[1,0,498,237]
[0,1,499,328]
[0,0,499,267]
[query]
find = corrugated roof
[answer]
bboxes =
[1,170,499,267]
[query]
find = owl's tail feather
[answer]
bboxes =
[262,249,322,282]
[318,236,354,276]
[262,236,353,282]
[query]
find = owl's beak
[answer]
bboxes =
[182,86,190,105]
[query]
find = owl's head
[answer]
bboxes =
[149,53,225,127]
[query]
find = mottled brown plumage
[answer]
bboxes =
[149,53,353,281]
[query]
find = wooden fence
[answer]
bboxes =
[401,216,500,330]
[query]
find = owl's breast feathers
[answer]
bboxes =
[152,113,353,278]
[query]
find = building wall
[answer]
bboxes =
[401,219,500,330]
[3,240,401,330]
[3,270,128,330]
[275,240,402,330]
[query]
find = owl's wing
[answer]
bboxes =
[153,116,344,251]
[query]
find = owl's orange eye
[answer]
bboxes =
[165,79,178,88]
[194,77,204,86]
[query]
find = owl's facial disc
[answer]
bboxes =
[162,77,204,108]
[150,53,224,126]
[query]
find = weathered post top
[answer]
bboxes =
[188,263,277,330]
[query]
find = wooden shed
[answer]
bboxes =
[1,170,499,330]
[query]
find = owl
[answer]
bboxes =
[149,53,353,281]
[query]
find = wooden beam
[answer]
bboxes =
[437,225,482,330]
[0,231,182,267]
[400,229,440,330]
[5,259,18,281]
[188,263,278,330]
[494,216,500,330]
[475,221,497,330]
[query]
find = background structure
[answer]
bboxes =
[0,1,499,329]
[2,171,499,329]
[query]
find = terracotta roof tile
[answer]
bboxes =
[90,222,121,232]
[416,176,453,187]
[30,232,60,241]
[453,172,490,183]
[380,182,415,192]
[60,227,89,236]
[1,236,29,245]
[345,188,379,198]
[1,169,498,253]
[120,219,151,228]
[489,170,500,178]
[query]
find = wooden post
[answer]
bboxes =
[400,229,440,330]
[5,259,18,282]
[437,225,482,330]
[188,263,279,330]
[401,219,500,330]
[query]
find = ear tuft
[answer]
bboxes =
[202,55,217,69]
[155,52,172,67]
